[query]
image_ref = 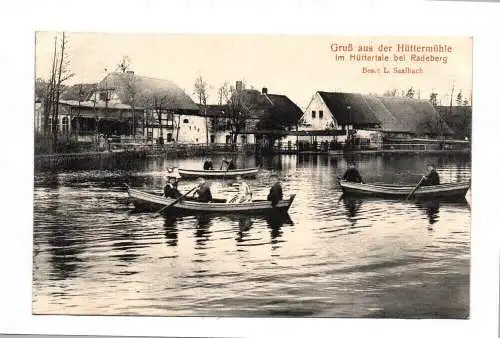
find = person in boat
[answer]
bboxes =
[267,174,283,207]
[421,164,440,186]
[228,175,252,203]
[203,158,214,170]
[342,162,364,183]
[221,157,236,170]
[193,177,213,203]
[163,170,182,199]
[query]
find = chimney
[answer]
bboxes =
[262,87,268,94]
[235,81,243,92]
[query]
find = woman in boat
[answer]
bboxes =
[163,170,182,199]
[193,178,213,203]
[203,158,214,170]
[342,162,364,183]
[421,164,440,186]
[228,175,252,203]
[267,174,283,207]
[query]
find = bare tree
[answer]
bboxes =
[122,72,138,137]
[52,32,75,151]
[221,83,253,147]
[194,75,209,144]
[382,88,398,97]
[117,56,131,73]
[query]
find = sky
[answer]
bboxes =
[35,33,473,109]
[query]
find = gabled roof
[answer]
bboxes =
[98,72,199,111]
[378,97,454,135]
[202,89,303,123]
[265,93,303,125]
[362,95,410,132]
[317,91,379,126]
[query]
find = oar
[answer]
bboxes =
[157,184,199,214]
[405,176,426,200]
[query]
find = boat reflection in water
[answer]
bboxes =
[161,212,294,246]
[415,199,440,230]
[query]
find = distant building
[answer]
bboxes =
[297,91,453,148]
[203,85,303,146]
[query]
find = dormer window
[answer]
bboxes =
[311,110,316,118]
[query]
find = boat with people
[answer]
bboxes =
[177,167,259,179]
[338,180,470,200]
[126,185,295,214]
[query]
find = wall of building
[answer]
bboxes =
[300,92,337,130]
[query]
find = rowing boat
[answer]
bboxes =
[126,186,295,214]
[339,180,470,200]
[177,167,259,179]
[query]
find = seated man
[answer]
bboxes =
[203,158,214,170]
[164,175,182,199]
[193,178,213,203]
[228,175,252,203]
[342,162,363,183]
[267,174,283,207]
[421,164,440,186]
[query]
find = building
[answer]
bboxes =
[297,91,453,148]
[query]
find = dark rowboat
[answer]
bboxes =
[339,180,470,200]
[127,186,295,214]
[178,167,259,179]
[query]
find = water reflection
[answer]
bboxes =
[164,216,178,247]
[342,197,363,227]
[266,212,292,241]
[194,215,212,247]
[47,223,85,280]
[236,216,253,243]
[33,153,471,317]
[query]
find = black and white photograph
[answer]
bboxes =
[32,33,472,318]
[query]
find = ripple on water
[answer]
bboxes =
[33,154,471,317]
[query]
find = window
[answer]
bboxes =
[210,135,215,143]
[166,133,173,142]
[183,119,189,123]
[195,138,199,143]
[241,135,247,144]
[311,110,316,118]
[61,117,69,133]
[319,110,323,119]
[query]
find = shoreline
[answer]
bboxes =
[34,148,471,172]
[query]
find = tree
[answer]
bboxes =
[117,56,131,73]
[193,76,209,144]
[456,90,463,106]
[406,87,415,98]
[429,92,438,106]
[122,72,138,137]
[220,82,252,147]
[383,88,398,97]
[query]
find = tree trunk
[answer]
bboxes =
[204,108,209,144]
[53,32,66,153]
[175,114,181,142]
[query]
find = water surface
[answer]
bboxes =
[33,154,471,317]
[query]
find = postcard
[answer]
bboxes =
[1,1,500,338]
